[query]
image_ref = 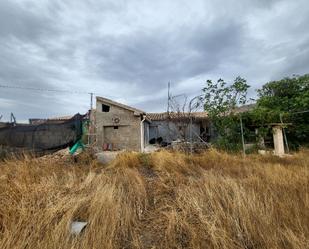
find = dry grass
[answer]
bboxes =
[0,149,308,249]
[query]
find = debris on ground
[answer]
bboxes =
[70,221,88,235]
[37,146,96,164]
[96,151,121,164]
[144,145,160,153]
[171,139,210,153]
[38,148,71,161]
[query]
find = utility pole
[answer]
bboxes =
[240,115,246,156]
[280,113,290,154]
[88,92,94,145]
[167,82,170,114]
[189,97,195,154]
[90,92,94,111]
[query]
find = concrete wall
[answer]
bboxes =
[95,99,142,151]
[149,120,210,143]
[0,121,79,150]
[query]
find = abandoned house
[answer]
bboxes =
[2,97,288,155]
[95,96,150,152]
[25,97,212,152]
[93,97,212,151]
[146,112,211,144]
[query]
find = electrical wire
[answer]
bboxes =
[0,84,92,95]
[0,84,121,100]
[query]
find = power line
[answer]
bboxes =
[0,84,97,114]
[0,84,128,113]
[0,84,121,100]
[0,84,92,95]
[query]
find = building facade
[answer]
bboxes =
[95,97,149,152]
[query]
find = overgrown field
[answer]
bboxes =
[0,150,308,249]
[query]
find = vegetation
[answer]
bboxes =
[202,76,250,151]
[0,150,308,248]
[253,74,309,149]
[202,74,309,151]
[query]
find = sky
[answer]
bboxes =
[0,0,309,122]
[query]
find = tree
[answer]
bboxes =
[202,76,250,151]
[252,74,309,148]
[257,75,309,112]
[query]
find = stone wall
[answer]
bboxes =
[95,100,142,151]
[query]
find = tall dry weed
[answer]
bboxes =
[0,149,308,248]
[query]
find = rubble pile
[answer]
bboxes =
[37,147,98,165]
[37,148,72,162]
[171,140,210,153]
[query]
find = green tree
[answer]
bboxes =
[202,76,250,151]
[253,74,309,149]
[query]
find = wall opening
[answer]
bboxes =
[102,104,110,112]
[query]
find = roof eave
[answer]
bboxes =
[96,96,145,115]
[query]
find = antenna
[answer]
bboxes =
[167,82,170,113]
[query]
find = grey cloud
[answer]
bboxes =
[89,20,244,94]
[0,1,57,42]
[134,96,168,113]
[0,0,308,121]
[276,40,309,78]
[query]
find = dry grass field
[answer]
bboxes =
[0,149,308,249]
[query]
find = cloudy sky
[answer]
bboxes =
[0,0,308,121]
